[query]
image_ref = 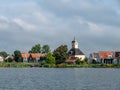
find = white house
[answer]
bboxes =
[89,52,101,63]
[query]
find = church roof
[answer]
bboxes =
[69,48,84,55]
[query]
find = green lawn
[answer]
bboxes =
[0,62,120,68]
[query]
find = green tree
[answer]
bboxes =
[53,45,68,64]
[42,45,50,53]
[14,50,23,62]
[0,51,8,58]
[29,44,41,53]
[75,58,81,64]
[46,52,56,64]
[84,57,88,63]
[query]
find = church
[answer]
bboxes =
[65,37,86,64]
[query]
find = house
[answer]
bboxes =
[21,53,45,62]
[89,51,113,64]
[65,37,86,64]
[99,51,113,64]
[0,56,4,62]
[113,51,120,64]
[89,52,101,63]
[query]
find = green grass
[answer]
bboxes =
[0,62,120,68]
[0,62,39,68]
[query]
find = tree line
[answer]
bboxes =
[0,44,69,64]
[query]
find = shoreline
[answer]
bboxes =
[0,62,120,68]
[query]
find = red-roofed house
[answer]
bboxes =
[21,53,45,62]
[89,51,113,64]
[98,51,113,64]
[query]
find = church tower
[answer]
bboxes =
[69,37,86,61]
[72,37,78,49]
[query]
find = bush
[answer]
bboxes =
[75,58,81,64]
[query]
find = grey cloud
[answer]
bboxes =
[37,0,120,27]
[0,0,120,56]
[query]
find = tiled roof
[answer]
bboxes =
[99,51,112,59]
[65,57,77,63]
[21,53,45,59]
[21,53,30,58]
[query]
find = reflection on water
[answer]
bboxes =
[0,68,120,90]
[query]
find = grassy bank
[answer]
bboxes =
[61,64,119,68]
[0,62,34,68]
[0,62,120,68]
[0,62,57,68]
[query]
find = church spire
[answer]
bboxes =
[72,37,78,48]
[74,36,75,41]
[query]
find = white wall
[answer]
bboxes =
[75,55,85,61]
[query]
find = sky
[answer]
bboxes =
[0,0,120,56]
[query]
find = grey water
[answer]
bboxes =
[0,68,120,90]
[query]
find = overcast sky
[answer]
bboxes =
[0,0,120,55]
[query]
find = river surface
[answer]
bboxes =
[0,68,120,90]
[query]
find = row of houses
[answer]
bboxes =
[89,51,120,64]
[21,53,45,62]
[0,53,46,63]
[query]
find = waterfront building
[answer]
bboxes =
[89,52,101,63]
[99,51,113,64]
[65,37,85,64]
[89,51,113,64]
[113,51,120,64]
[21,53,45,62]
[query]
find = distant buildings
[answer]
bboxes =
[21,53,45,62]
[89,51,120,64]
[89,52,101,63]
[65,37,86,64]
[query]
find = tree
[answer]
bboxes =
[0,51,8,58]
[46,52,56,64]
[84,57,88,63]
[14,50,23,62]
[53,45,68,64]
[29,44,41,53]
[42,45,50,53]
[75,58,81,64]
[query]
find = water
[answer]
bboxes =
[0,68,120,90]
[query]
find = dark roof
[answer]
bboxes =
[69,48,84,55]
[114,51,120,58]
